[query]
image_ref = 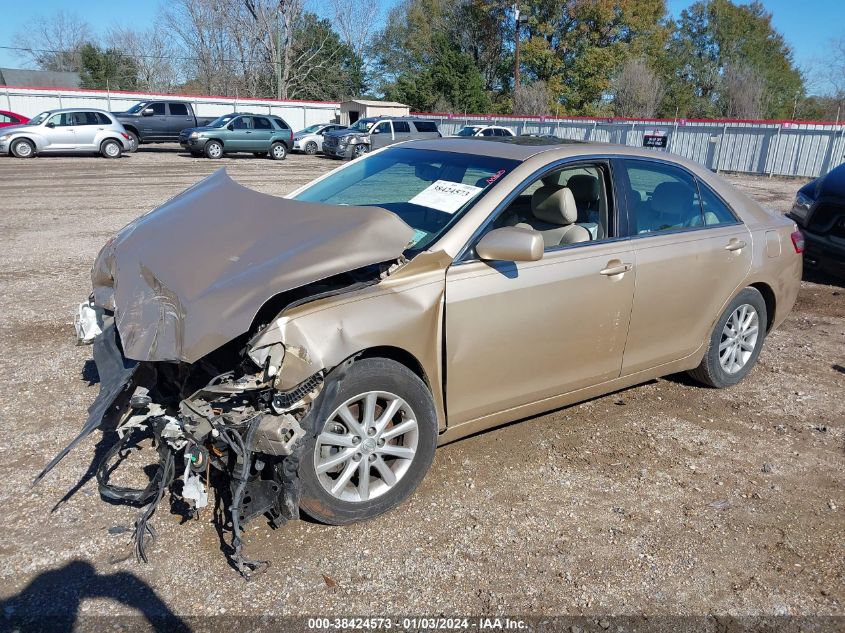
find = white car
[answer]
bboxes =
[454,125,515,138]
[292,123,348,154]
[0,108,132,158]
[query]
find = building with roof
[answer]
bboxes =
[339,99,409,125]
[0,68,82,90]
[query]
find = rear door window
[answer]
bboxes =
[393,121,411,133]
[169,103,189,116]
[254,117,273,130]
[622,160,703,233]
[698,182,739,226]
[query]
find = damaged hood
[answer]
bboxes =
[93,168,414,363]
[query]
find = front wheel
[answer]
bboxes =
[304,141,318,155]
[204,140,223,159]
[688,287,767,388]
[11,139,35,158]
[352,143,369,159]
[299,358,437,525]
[270,142,287,160]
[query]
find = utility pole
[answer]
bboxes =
[513,3,521,95]
[277,0,284,100]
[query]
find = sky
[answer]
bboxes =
[0,0,842,94]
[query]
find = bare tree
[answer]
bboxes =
[513,81,549,116]
[611,57,664,118]
[721,61,766,119]
[12,11,92,72]
[329,0,381,61]
[106,26,180,92]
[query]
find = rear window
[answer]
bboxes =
[413,120,439,133]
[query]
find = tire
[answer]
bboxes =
[304,141,318,155]
[204,140,223,159]
[688,287,767,388]
[270,142,287,160]
[352,143,369,159]
[125,130,139,153]
[100,139,122,159]
[10,138,35,158]
[299,358,437,525]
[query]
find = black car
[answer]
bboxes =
[789,162,845,277]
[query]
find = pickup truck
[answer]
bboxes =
[112,100,216,152]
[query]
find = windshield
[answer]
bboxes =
[348,118,376,132]
[293,147,518,252]
[297,124,322,134]
[28,112,50,125]
[207,114,237,128]
[125,102,148,114]
[456,126,481,136]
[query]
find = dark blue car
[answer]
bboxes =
[789,162,845,277]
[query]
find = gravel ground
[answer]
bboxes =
[0,147,842,624]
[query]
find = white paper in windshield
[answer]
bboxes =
[408,180,483,214]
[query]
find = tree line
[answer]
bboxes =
[11,0,845,121]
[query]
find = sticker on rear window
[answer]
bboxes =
[408,180,483,214]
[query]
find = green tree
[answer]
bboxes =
[662,0,804,119]
[78,43,139,90]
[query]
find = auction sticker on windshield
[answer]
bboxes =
[408,180,483,214]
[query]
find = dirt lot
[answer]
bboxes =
[0,147,842,625]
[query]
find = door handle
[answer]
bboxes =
[725,239,747,252]
[599,262,633,276]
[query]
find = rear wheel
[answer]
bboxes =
[299,358,437,525]
[304,141,318,155]
[270,142,287,160]
[688,287,767,388]
[204,140,223,159]
[11,139,35,158]
[100,139,122,158]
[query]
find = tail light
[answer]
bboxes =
[120,133,130,140]
[790,230,805,253]
[290,130,293,144]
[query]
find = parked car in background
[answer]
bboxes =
[292,123,347,154]
[322,116,441,159]
[455,125,515,137]
[113,100,216,151]
[0,110,28,128]
[179,112,293,159]
[788,162,845,277]
[0,108,131,158]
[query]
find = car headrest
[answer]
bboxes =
[567,174,600,202]
[531,186,578,225]
[651,181,695,216]
[541,172,565,188]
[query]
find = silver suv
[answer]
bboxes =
[0,108,131,158]
[322,117,441,159]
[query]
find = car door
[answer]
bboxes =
[370,121,393,149]
[618,158,753,375]
[43,112,76,149]
[167,103,194,138]
[72,111,101,150]
[226,116,252,151]
[444,160,636,426]
[250,116,275,151]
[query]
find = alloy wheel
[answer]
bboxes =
[314,391,419,503]
[719,304,759,374]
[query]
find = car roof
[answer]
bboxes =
[40,108,113,114]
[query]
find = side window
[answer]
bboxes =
[95,112,112,125]
[0,114,10,123]
[412,120,438,133]
[254,117,272,130]
[169,103,189,116]
[622,161,702,234]
[481,128,495,136]
[273,117,289,129]
[487,163,612,249]
[374,121,391,134]
[48,113,70,127]
[698,181,739,226]
[232,116,251,129]
[149,102,166,115]
[393,121,411,133]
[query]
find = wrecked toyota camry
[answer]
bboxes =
[38,138,801,575]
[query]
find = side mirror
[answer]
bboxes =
[371,127,380,134]
[476,226,543,262]
[227,123,234,131]
[45,122,56,128]
[142,108,154,116]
